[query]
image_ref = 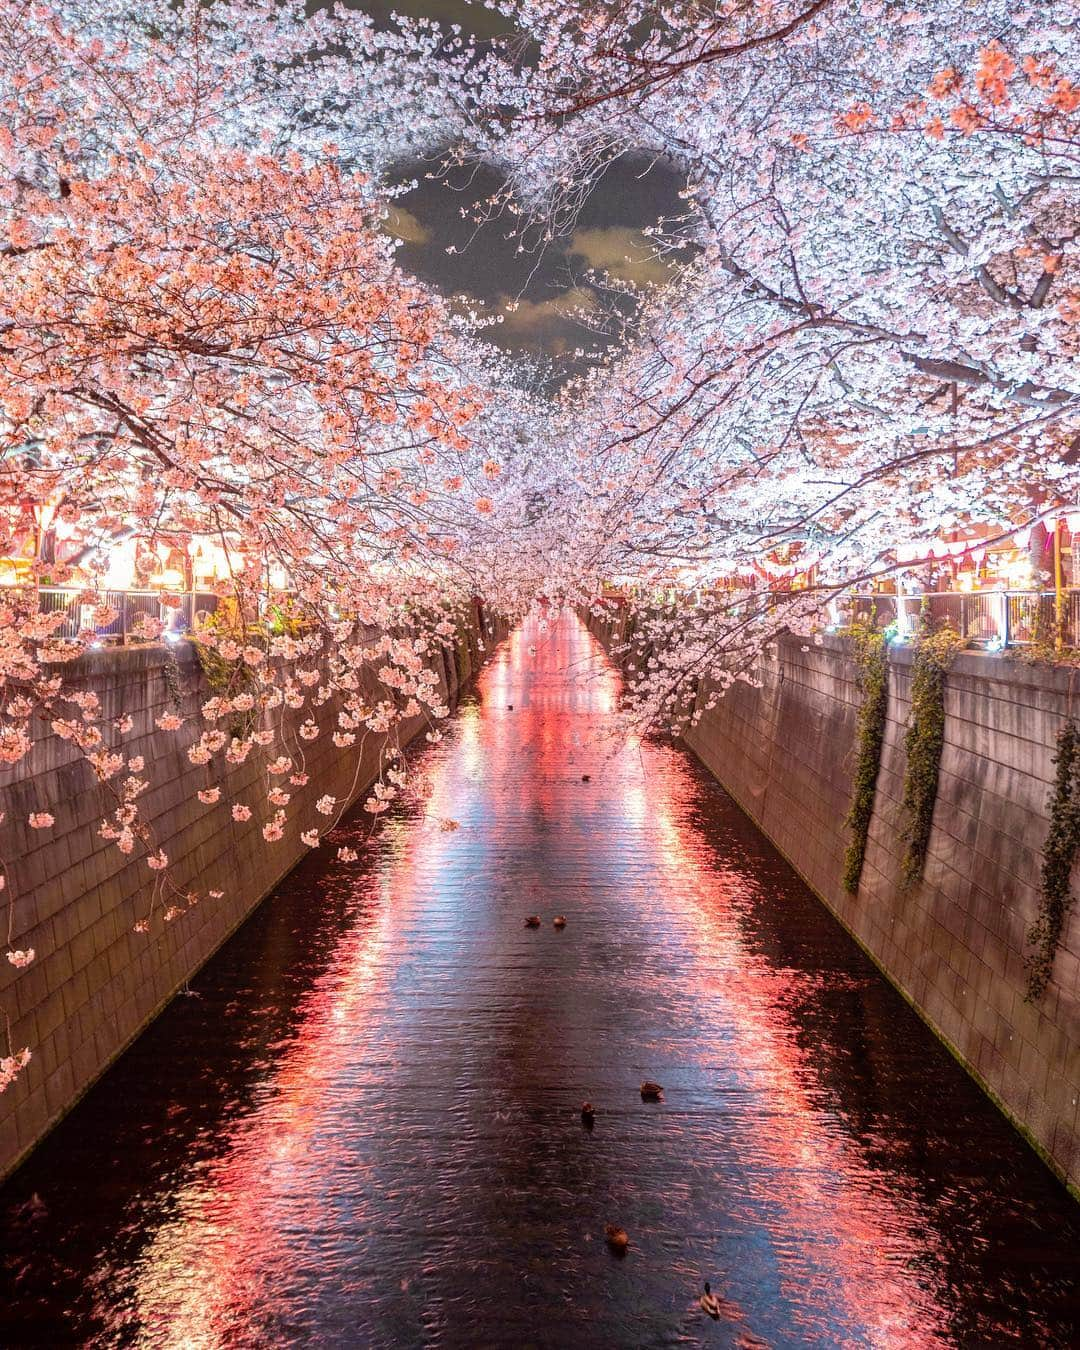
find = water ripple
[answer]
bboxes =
[1,614,1078,1348]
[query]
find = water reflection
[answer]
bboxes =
[1,614,1078,1347]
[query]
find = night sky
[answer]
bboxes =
[334,0,688,368]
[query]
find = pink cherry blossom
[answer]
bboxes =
[0,1048,32,1094]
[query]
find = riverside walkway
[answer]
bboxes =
[1,614,1078,1347]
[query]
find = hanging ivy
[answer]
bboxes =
[161,647,184,710]
[841,621,889,895]
[191,607,262,740]
[899,625,964,887]
[1026,719,1080,1001]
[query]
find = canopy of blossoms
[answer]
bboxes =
[1,0,1077,1087]
[453,0,1079,723]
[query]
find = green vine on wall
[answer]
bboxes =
[162,648,183,710]
[1026,719,1080,1001]
[899,625,964,887]
[191,608,262,740]
[841,621,889,894]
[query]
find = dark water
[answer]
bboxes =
[2,614,1078,1348]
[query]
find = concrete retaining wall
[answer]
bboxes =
[0,603,502,1178]
[589,608,1080,1194]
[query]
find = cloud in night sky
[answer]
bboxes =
[382,206,432,246]
[495,287,601,353]
[332,1,690,367]
[390,157,688,368]
[567,227,676,289]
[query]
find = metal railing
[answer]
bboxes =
[601,586,1078,650]
[15,588,220,643]
[13,584,1080,651]
[845,590,1067,648]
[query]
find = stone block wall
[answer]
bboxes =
[588,608,1080,1194]
[0,603,502,1178]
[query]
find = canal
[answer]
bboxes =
[1,614,1078,1347]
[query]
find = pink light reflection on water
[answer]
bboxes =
[27,612,1071,1347]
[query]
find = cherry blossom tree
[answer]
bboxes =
[0,0,518,1089]
[2,0,1079,1089]
[437,0,1080,725]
